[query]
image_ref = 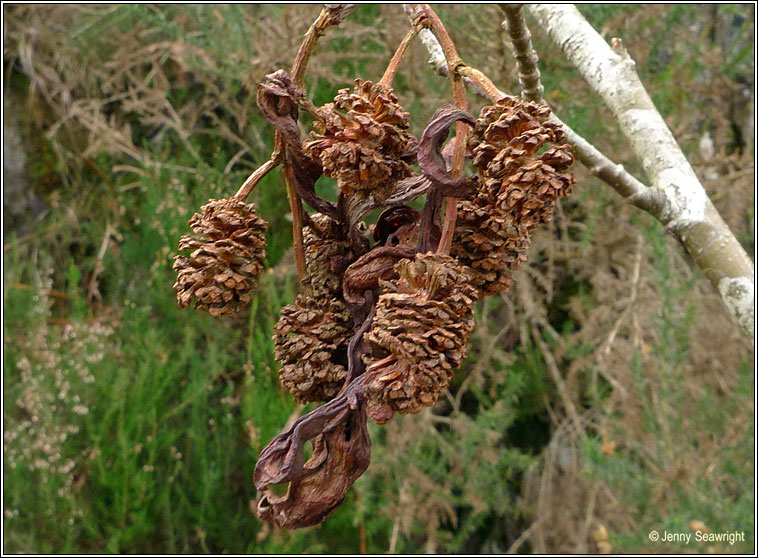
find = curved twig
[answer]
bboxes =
[414,4,470,255]
[401,3,657,213]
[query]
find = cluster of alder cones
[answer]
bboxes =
[173,14,574,529]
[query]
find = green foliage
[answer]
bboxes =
[582,222,754,553]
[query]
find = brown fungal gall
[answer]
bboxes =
[303,78,418,199]
[362,253,478,423]
[173,198,267,316]
[254,397,371,529]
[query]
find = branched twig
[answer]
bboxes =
[405,3,753,337]
[499,5,656,210]
[251,5,357,279]
[529,3,754,337]
[401,4,656,213]
[412,4,470,255]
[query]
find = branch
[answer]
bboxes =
[402,4,655,212]
[285,4,357,278]
[500,4,544,103]
[529,3,753,338]
[497,5,661,214]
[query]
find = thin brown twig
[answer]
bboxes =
[280,5,357,279]
[283,159,307,278]
[416,4,469,255]
[506,515,546,554]
[290,5,358,88]
[590,233,644,399]
[86,223,116,303]
[379,26,419,87]
[389,514,400,554]
[456,65,505,101]
[401,4,659,213]
[579,483,599,554]
[233,149,282,200]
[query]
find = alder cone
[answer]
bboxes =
[302,214,352,300]
[173,198,267,316]
[469,98,574,228]
[303,78,417,198]
[273,295,352,403]
[362,253,478,422]
[453,98,575,296]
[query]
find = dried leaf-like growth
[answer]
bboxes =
[167,6,580,533]
[453,97,575,296]
[362,253,478,423]
[254,395,371,529]
[273,294,352,403]
[273,214,357,403]
[304,78,418,198]
[173,198,267,316]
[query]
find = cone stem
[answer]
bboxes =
[283,158,307,278]
[233,149,282,201]
[378,26,419,88]
[285,6,354,279]
[417,4,469,255]
[458,65,506,103]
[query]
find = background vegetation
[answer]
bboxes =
[3,4,754,554]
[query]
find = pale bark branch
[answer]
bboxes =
[529,3,753,338]
[497,5,661,212]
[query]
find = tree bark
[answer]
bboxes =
[528,4,753,338]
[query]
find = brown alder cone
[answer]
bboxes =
[453,98,575,296]
[173,198,267,316]
[303,78,418,199]
[362,253,478,423]
[273,294,352,403]
[301,213,353,300]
